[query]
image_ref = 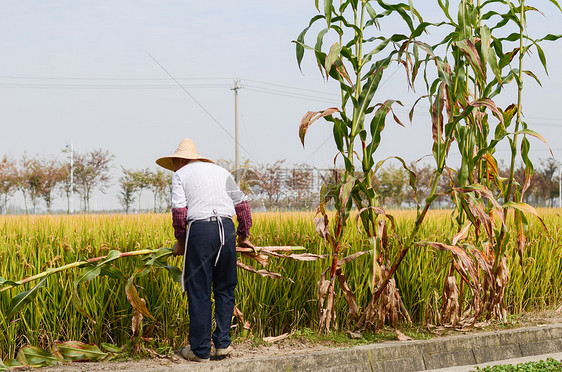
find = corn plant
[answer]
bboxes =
[410,0,562,324]
[296,0,427,331]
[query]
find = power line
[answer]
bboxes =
[0,75,234,81]
[243,78,341,97]
[146,52,256,162]
[245,86,338,104]
[0,83,232,89]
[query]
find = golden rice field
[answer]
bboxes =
[1,210,561,359]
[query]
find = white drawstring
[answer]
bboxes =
[181,221,192,292]
[214,209,225,267]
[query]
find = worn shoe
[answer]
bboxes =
[215,345,233,358]
[175,346,210,362]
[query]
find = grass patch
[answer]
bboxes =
[475,358,562,371]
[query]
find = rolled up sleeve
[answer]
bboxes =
[225,174,252,238]
[171,172,188,241]
[234,201,252,239]
[172,207,188,241]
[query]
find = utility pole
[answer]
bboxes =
[232,80,241,183]
[66,144,74,214]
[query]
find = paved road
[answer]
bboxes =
[427,352,562,371]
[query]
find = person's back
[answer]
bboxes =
[173,161,235,221]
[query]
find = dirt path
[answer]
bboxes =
[38,308,562,371]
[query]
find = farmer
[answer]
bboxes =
[156,138,254,362]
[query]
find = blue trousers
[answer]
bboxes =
[183,218,237,359]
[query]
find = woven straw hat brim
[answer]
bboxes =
[155,155,214,171]
[155,138,214,171]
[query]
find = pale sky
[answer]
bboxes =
[1,1,561,211]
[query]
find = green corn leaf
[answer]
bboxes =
[72,249,123,322]
[56,341,108,362]
[1,359,23,370]
[333,59,354,88]
[365,2,377,19]
[333,118,346,153]
[366,100,404,165]
[324,0,333,26]
[143,246,174,265]
[75,265,101,285]
[16,346,62,368]
[520,136,534,174]
[99,265,125,280]
[0,276,18,289]
[455,39,486,81]
[351,59,388,137]
[487,47,502,86]
[534,42,548,75]
[325,43,343,74]
[145,248,182,283]
[437,0,453,22]
[294,14,324,71]
[515,128,552,155]
[538,33,562,42]
[469,98,504,125]
[338,175,356,222]
[376,1,416,31]
[504,202,547,231]
[101,343,123,353]
[479,25,491,71]
[315,27,330,52]
[6,277,47,319]
[457,183,503,217]
[523,70,542,86]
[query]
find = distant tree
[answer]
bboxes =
[129,168,152,212]
[0,156,17,214]
[73,149,114,212]
[16,155,34,213]
[32,158,66,213]
[377,164,407,208]
[21,158,44,214]
[405,162,434,206]
[148,169,172,212]
[118,169,138,213]
[535,158,559,207]
[506,160,557,207]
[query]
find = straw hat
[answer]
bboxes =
[156,138,214,171]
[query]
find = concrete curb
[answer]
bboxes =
[132,323,562,372]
